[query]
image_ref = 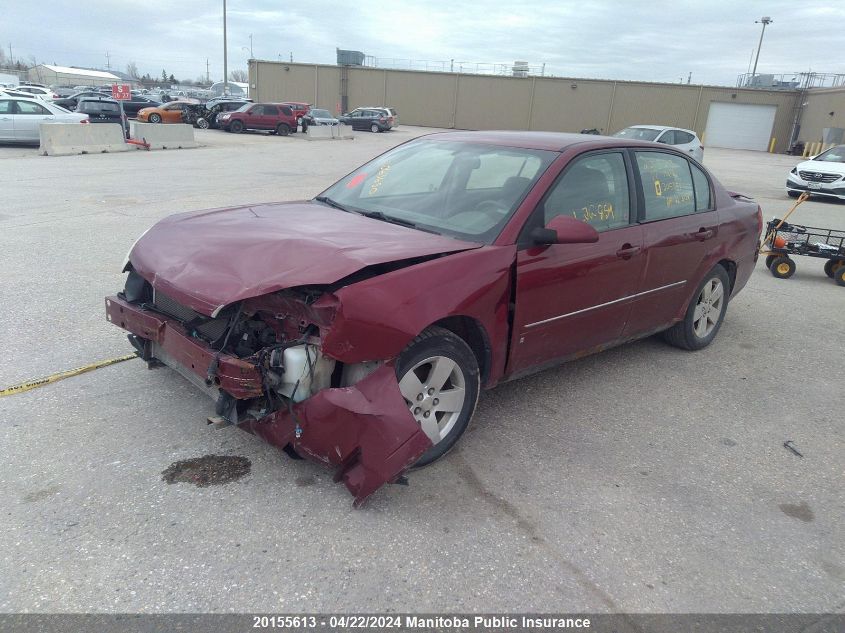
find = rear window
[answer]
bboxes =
[80,102,119,114]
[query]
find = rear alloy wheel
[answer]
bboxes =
[770,256,796,279]
[275,123,290,136]
[823,259,844,278]
[370,123,380,133]
[148,113,161,123]
[662,265,730,351]
[396,327,479,467]
[196,117,209,129]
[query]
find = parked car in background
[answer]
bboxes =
[279,101,311,126]
[54,91,108,111]
[0,88,50,101]
[50,86,77,98]
[106,131,761,504]
[786,144,845,200]
[360,105,398,129]
[338,108,393,132]
[118,95,162,117]
[15,85,58,101]
[136,101,197,124]
[76,97,129,138]
[304,108,340,126]
[613,125,704,162]
[197,98,252,129]
[0,96,88,143]
[218,103,297,135]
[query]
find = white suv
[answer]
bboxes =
[613,125,704,162]
[15,85,58,101]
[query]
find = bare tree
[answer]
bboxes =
[228,69,248,82]
[126,61,140,79]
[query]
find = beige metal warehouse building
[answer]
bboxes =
[249,60,845,153]
[27,64,121,88]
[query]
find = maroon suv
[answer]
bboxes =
[217,103,297,135]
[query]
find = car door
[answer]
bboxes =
[12,99,55,141]
[622,150,720,337]
[0,100,14,140]
[508,151,646,374]
[162,103,185,123]
[260,105,279,129]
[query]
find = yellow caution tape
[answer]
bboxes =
[0,354,137,398]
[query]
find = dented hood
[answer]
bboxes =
[129,201,480,315]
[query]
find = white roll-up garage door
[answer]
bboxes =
[704,102,777,151]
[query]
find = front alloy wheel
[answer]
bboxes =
[396,327,479,467]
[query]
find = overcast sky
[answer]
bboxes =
[3,0,843,86]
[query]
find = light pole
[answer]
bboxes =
[750,16,772,84]
[223,0,228,94]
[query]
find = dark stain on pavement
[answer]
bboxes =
[162,455,251,487]
[23,485,61,502]
[779,501,814,522]
[295,475,316,487]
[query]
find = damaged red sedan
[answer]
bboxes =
[106,131,762,505]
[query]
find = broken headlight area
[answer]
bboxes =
[118,270,381,420]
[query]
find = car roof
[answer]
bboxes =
[623,124,697,135]
[421,130,667,152]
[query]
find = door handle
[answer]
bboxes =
[616,244,641,259]
[0,116,10,120]
[695,228,714,241]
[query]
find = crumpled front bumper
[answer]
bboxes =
[104,295,432,506]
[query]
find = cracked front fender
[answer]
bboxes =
[238,363,431,506]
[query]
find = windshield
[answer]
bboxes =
[318,139,557,244]
[235,103,252,112]
[311,109,332,118]
[613,127,661,141]
[814,146,845,163]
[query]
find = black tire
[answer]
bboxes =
[230,120,243,133]
[148,113,161,124]
[787,190,800,198]
[836,266,845,287]
[823,259,844,278]
[196,117,209,129]
[770,256,796,279]
[275,123,290,136]
[395,326,480,467]
[370,123,380,133]
[765,255,777,269]
[662,265,731,351]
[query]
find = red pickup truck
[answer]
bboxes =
[217,103,297,136]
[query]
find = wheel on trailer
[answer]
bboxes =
[765,255,778,269]
[823,259,845,279]
[836,266,845,287]
[770,256,796,279]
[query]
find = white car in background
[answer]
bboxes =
[786,144,845,201]
[0,96,88,143]
[14,85,58,101]
[613,125,704,161]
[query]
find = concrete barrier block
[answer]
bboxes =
[39,123,130,156]
[334,124,354,139]
[305,124,354,140]
[306,125,334,140]
[129,122,198,149]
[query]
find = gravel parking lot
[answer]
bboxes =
[1,128,842,614]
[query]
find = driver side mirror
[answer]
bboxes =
[530,215,599,245]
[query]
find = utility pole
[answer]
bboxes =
[206,58,210,84]
[105,51,111,70]
[249,34,253,58]
[8,43,12,65]
[687,72,692,84]
[751,17,772,82]
[223,0,228,94]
